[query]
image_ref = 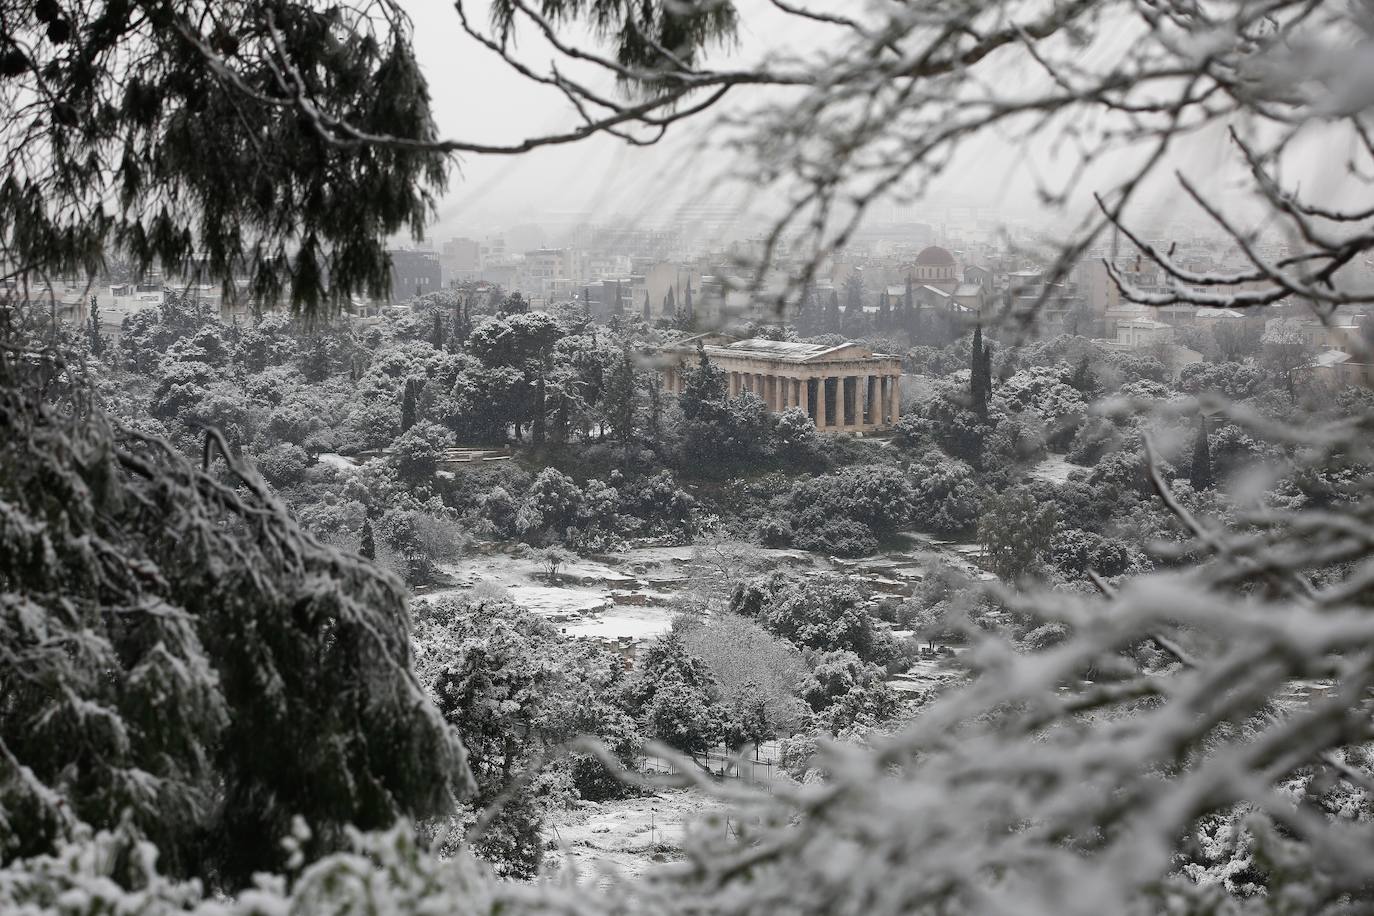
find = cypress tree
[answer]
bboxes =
[360,517,376,560]
[971,324,986,410]
[980,341,994,407]
[643,290,652,321]
[877,290,892,330]
[665,287,676,318]
[684,279,694,321]
[87,296,105,357]
[605,343,639,447]
[431,311,444,349]
[1190,416,1213,490]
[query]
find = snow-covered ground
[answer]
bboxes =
[416,534,987,644]
[544,789,731,881]
[420,552,678,640]
[316,452,360,471]
[1029,454,1087,484]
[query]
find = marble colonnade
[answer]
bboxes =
[661,364,902,432]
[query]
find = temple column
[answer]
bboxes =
[866,375,877,426]
[801,377,812,420]
[878,376,890,424]
[817,376,829,427]
[887,373,901,423]
[768,375,778,410]
[843,376,855,427]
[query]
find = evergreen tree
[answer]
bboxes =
[431,311,444,349]
[680,342,728,420]
[583,286,593,316]
[877,290,892,331]
[645,370,664,447]
[604,343,640,447]
[400,378,418,433]
[87,296,105,357]
[980,339,994,405]
[684,279,695,322]
[664,287,677,318]
[613,280,624,316]
[643,290,652,321]
[1190,416,1213,490]
[360,517,376,560]
[970,324,986,411]
[0,384,464,881]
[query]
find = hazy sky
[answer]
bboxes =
[400,1,1354,249]
[406,0,754,240]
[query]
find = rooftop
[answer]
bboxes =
[667,334,898,364]
[915,246,955,267]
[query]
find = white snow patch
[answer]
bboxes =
[1029,454,1086,484]
[316,452,359,471]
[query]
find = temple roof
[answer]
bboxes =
[667,334,898,364]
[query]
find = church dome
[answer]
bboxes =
[915,246,955,267]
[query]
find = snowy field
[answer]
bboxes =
[1029,454,1088,484]
[544,789,732,881]
[415,537,988,646]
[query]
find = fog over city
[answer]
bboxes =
[4,2,1374,915]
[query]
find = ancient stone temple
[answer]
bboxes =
[661,334,903,432]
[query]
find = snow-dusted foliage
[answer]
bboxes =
[0,343,466,882]
[623,412,1374,915]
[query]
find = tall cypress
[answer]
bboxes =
[359,517,376,560]
[431,311,444,349]
[1190,416,1213,490]
[980,342,994,407]
[970,324,986,410]
[87,296,105,357]
[643,290,652,321]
